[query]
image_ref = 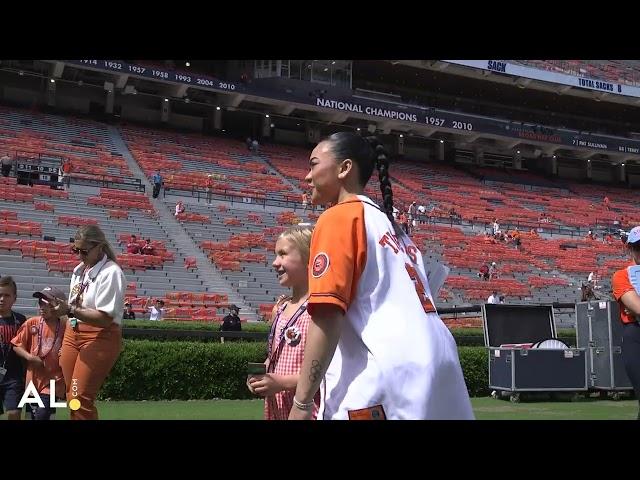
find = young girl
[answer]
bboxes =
[247,226,320,420]
[289,132,473,420]
[11,287,67,420]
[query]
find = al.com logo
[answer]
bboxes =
[18,378,81,411]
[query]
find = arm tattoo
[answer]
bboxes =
[308,359,323,384]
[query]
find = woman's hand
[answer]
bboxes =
[288,405,314,420]
[248,373,285,397]
[246,375,259,395]
[51,298,71,317]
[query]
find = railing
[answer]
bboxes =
[122,302,580,341]
[164,186,326,212]
[70,174,145,193]
[14,150,65,165]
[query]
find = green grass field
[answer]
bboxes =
[4,396,633,420]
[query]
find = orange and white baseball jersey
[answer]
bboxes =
[612,263,639,325]
[308,195,474,420]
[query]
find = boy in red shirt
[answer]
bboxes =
[11,286,67,420]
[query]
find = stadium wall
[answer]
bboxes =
[273,128,307,146]
[557,165,586,180]
[120,104,162,123]
[629,173,640,187]
[168,112,203,132]
[1,86,42,107]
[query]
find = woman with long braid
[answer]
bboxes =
[289,132,473,420]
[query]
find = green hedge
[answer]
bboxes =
[123,319,271,333]
[458,347,489,397]
[100,340,267,400]
[99,340,492,400]
[122,321,576,347]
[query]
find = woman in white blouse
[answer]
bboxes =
[53,225,126,420]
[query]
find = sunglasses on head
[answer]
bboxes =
[72,244,98,255]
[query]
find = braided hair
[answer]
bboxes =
[324,131,401,235]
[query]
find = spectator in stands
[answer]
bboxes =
[588,271,597,286]
[611,225,640,419]
[302,192,309,210]
[417,204,426,223]
[220,305,242,340]
[408,201,417,223]
[55,224,126,420]
[604,196,610,211]
[492,218,500,236]
[144,298,165,321]
[126,235,140,254]
[10,286,67,420]
[478,263,490,281]
[60,160,73,189]
[246,137,253,151]
[499,295,505,304]
[247,225,320,419]
[141,239,155,256]
[123,302,136,320]
[487,290,500,304]
[152,171,163,198]
[580,283,597,302]
[392,205,399,219]
[1,153,12,177]
[604,233,613,245]
[448,206,459,223]
[484,232,497,244]
[290,131,473,420]
[0,276,27,420]
[489,262,498,279]
[512,228,521,250]
[175,200,185,216]
[530,228,539,238]
[251,139,259,154]
[399,212,410,235]
[586,230,596,241]
[206,175,214,204]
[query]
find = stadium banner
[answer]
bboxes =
[443,60,640,99]
[63,60,640,157]
[65,60,246,95]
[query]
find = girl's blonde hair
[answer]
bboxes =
[278,225,313,265]
[75,225,118,263]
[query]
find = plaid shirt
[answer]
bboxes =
[264,301,319,420]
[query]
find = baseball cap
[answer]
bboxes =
[627,226,640,244]
[230,304,240,312]
[33,286,67,303]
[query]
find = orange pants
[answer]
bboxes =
[59,322,121,420]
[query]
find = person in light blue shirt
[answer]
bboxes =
[152,171,163,198]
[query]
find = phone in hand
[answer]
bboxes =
[247,362,266,375]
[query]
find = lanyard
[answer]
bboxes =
[36,318,62,359]
[73,260,107,307]
[1,313,18,368]
[73,270,91,307]
[267,300,308,367]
